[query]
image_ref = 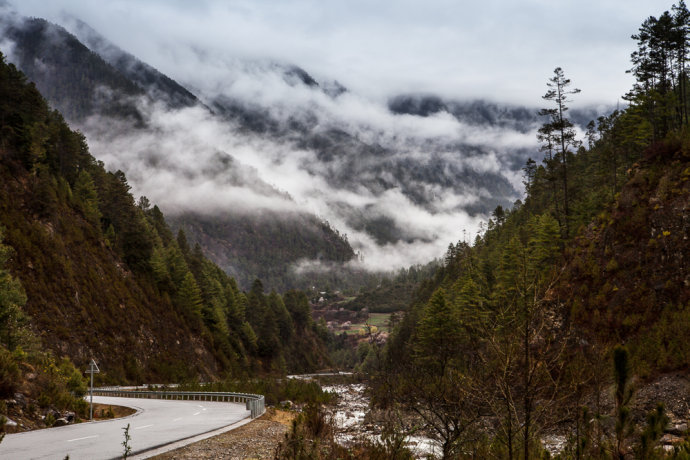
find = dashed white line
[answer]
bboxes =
[67,435,98,442]
[172,417,182,422]
[135,424,153,430]
[193,412,200,416]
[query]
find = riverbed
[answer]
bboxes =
[322,383,440,458]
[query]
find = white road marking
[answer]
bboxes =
[193,412,200,416]
[172,417,182,422]
[135,424,153,430]
[67,435,98,442]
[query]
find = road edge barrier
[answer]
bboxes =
[91,389,266,418]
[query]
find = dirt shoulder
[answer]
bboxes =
[150,408,295,460]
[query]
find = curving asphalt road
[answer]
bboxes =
[0,396,251,459]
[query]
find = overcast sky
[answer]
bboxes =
[13,0,669,107]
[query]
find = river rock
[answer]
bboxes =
[668,422,688,435]
[3,417,17,427]
[661,433,684,446]
[53,417,69,427]
[13,393,27,407]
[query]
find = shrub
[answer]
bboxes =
[0,346,19,398]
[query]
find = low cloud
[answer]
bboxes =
[1,8,563,274]
[77,81,524,271]
[12,0,653,106]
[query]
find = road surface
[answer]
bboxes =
[0,396,251,459]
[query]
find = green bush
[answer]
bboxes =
[0,346,19,398]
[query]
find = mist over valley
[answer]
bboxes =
[0,4,603,289]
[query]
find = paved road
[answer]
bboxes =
[0,396,250,459]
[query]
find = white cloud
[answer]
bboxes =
[12,0,657,105]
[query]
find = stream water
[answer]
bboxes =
[320,382,567,458]
[322,383,440,458]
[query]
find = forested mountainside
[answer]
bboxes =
[389,95,602,136]
[0,16,145,123]
[169,212,354,291]
[62,16,200,110]
[0,13,356,291]
[374,4,690,458]
[0,53,330,386]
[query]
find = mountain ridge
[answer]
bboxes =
[0,12,357,291]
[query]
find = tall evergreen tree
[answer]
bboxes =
[176,272,203,327]
[538,67,581,237]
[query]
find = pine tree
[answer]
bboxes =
[613,346,634,459]
[73,170,101,224]
[539,67,581,237]
[176,272,203,323]
[414,289,463,373]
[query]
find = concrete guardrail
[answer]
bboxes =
[92,389,265,418]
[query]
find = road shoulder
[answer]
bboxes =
[147,408,294,460]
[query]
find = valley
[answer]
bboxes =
[1,0,690,459]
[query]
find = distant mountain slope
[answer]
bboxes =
[0,12,356,290]
[389,95,537,130]
[0,16,144,122]
[61,15,200,110]
[389,94,604,131]
[169,212,355,291]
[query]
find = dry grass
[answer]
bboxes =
[91,403,137,420]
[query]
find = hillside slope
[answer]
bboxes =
[0,52,214,381]
[562,141,690,375]
[0,52,330,382]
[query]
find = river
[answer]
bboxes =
[322,382,440,458]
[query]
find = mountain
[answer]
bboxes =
[169,212,354,290]
[0,15,144,123]
[0,51,330,383]
[59,15,200,110]
[0,12,356,290]
[0,9,600,292]
[389,94,603,131]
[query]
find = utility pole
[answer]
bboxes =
[85,359,100,421]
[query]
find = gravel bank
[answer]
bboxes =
[150,408,294,460]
